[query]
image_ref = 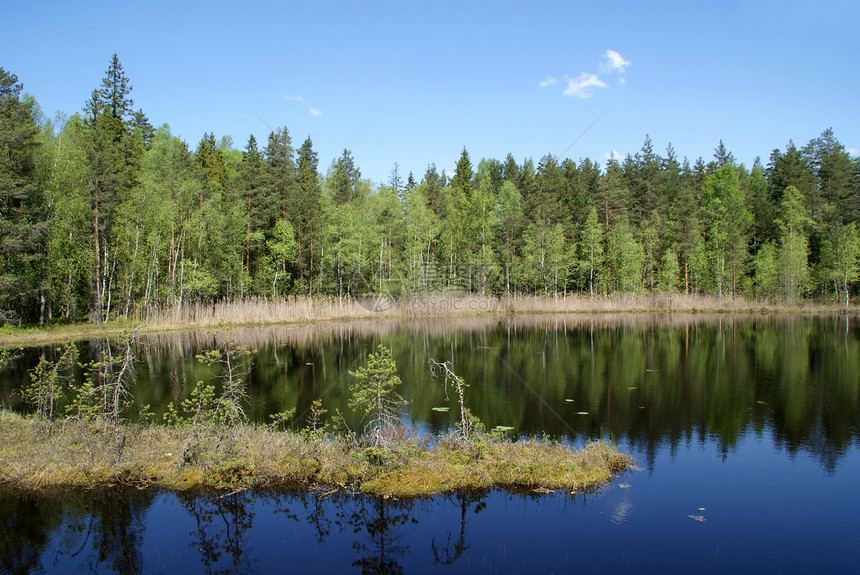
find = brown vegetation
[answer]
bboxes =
[1,293,855,348]
[0,411,630,496]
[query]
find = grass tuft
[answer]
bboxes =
[0,411,631,497]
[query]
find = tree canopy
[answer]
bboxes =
[2,57,859,325]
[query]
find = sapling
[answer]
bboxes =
[22,344,78,422]
[178,334,255,463]
[429,359,479,443]
[348,344,406,448]
[63,332,138,464]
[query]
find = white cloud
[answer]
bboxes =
[283,94,304,102]
[563,73,607,99]
[309,107,323,117]
[848,147,859,156]
[601,50,630,74]
[549,49,631,100]
[604,150,620,161]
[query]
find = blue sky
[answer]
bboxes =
[4,0,858,184]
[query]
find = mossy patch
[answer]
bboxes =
[0,410,631,497]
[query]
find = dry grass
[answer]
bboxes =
[2,292,854,348]
[0,411,631,497]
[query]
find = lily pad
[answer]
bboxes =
[431,407,449,412]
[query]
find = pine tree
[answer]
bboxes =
[349,344,405,447]
[451,147,474,199]
[195,132,228,190]
[0,67,45,323]
[264,127,296,221]
[296,136,322,294]
[329,148,360,204]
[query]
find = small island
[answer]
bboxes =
[0,341,631,497]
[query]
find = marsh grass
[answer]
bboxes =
[0,410,631,496]
[1,293,854,348]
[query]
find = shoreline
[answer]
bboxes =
[1,293,856,348]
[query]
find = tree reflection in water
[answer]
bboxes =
[348,495,417,575]
[0,488,153,575]
[178,489,256,575]
[432,490,487,566]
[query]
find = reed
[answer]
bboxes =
[2,292,854,348]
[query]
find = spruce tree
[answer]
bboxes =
[0,67,45,323]
[83,54,141,323]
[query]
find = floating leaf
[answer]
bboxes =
[627,387,637,391]
[576,411,589,415]
[431,407,449,412]
[493,425,514,432]
[756,400,768,405]
[688,514,706,522]
[645,369,659,372]
[564,399,575,403]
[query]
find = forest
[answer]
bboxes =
[2,55,859,325]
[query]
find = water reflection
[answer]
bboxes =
[179,490,256,575]
[2,315,858,472]
[0,488,496,575]
[0,488,153,575]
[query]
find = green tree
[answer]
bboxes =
[494,180,524,295]
[237,134,265,290]
[194,132,228,191]
[295,136,323,294]
[702,165,752,299]
[265,219,298,295]
[754,241,780,299]
[777,185,811,300]
[403,183,438,292]
[0,67,45,323]
[658,248,680,293]
[348,344,405,447]
[580,207,604,297]
[833,222,860,307]
[607,220,644,293]
[328,148,360,205]
[82,54,142,323]
[43,115,93,320]
[263,126,296,222]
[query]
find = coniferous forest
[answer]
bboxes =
[2,56,859,325]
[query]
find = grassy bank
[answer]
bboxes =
[2,293,856,347]
[0,411,630,496]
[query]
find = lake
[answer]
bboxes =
[1,314,859,574]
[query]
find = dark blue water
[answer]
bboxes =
[1,315,859,573]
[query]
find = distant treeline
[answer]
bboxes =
[2,55,859,325]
